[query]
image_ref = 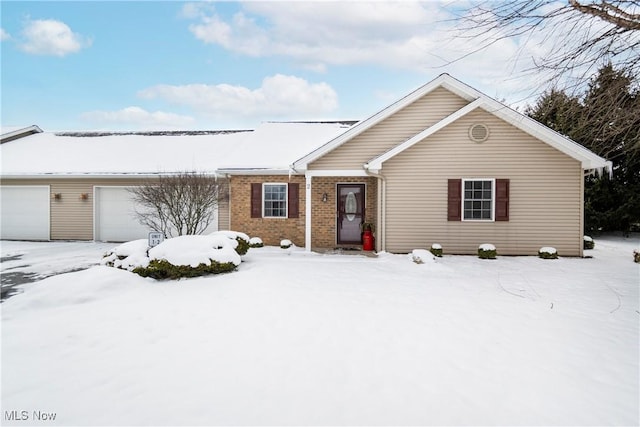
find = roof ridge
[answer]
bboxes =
[53,130,254,137]
[262,120,358,125]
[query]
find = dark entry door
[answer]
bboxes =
[337,184,365,245]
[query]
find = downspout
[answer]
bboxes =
[579,169,584,258]
[363,165,386,252]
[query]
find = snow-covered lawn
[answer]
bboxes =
[2,236,639,426]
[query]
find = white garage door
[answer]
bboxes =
[94,187,150,242]
[94,187,219,242]
[0,186,50,240]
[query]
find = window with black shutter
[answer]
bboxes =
[495,179,509,221]
[447,179,462,221]
[448,178,510,222]
[250,182,299,218]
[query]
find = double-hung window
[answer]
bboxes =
[448,178,509,222]
[463,179,494,221]
[250,182,299,219]
[263,183,287,218]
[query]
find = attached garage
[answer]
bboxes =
[93,186,220,242]
[0,185,50,240]
[94,186,151,242]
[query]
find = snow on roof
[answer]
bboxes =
[0,122,354,177]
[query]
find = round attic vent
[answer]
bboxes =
[469,124,489,143]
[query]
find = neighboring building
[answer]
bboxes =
[0,74,610,256]
[0,123,352,243]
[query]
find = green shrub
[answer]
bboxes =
[430,244,443,257]
[249,237,264,248]
[280,239,293,249]
[478,244,497,259]
[583,236,595,250]
[234,236,250,255]
[211,231,251,255]
[132,259,237,280]
[538,247,559,259]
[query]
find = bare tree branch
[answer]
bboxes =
[128,172,226,238]
[451,0,640,89]
[569,0,640,30]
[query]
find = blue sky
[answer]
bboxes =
[1,1,557,131]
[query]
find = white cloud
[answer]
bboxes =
[182,1,566,107]
[186,2,446,70]
[138,74,338,120]
[1,28,11,41]
[19,19,91,56]
[81,107,196,130]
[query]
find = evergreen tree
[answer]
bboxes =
[527,64,640,232]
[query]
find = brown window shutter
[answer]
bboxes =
[288,183,299,218]
[447,179,462,221]
[251,183,262,218]
[495,179,510,221]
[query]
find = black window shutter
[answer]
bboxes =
[288,183,299,218]
[495,179,510,221]
[447,179,462,221]
[251,183,262,218]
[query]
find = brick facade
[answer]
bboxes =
[310,176,378,248]
[229,174,378,249]
[229,175,306,246]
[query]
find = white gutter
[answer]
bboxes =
[1,171,222,180]
[216,168,298,176]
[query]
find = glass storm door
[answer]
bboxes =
[337,184,365,245]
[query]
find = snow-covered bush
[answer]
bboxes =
[133,259,237,279]
[430,243,443,257]
[249,237,264,248]
[102,234,241,279]
[411,249,436,264]
[280,239,293,249]
[634,250,640,263]
[538,247,558,259]
[210,230,250,255]
[478,243,497,259]
[102,239,150,270]
[583,235,595,250]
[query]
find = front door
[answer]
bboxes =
[337,184,365,245]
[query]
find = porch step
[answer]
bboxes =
[312,247,378,257]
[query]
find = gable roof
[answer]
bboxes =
[293,73,611,173]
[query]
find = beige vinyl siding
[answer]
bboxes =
[309,87,469,170]
[52,180,95,240]
[1,178,153,240]
[2,177,228,241]
[383,109,584,256]
[218,198,230,231]
[54,178,149,240]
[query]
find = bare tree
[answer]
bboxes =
[128,172,227,238]
[452,1,640,86]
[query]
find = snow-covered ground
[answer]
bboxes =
[2,235,639,426]
[0,241,115,299]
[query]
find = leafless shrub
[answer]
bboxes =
[128,173,228,238]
